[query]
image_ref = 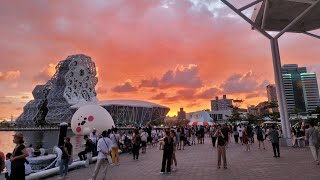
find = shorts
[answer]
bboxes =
[141,141,147,147]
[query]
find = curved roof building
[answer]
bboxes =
[71,100,170,126]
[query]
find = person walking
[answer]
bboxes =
[305,122,319,165]
[110,128,121,165]
[78,135,93,161]
[58,137,73,179]
[268,125,280,157]
[10,133,28,180]
[215,125,227,169]
[176,128,181,149]
[233,125,239,143]
[90,130,112,180]
[140,129,148,154]
[238,125,243,145]
[180,127,185,150]
[243,127,250,152]
[170,129,178,171]
[160,131,174,174]
[256,126,266,150]
[131,129,141,160]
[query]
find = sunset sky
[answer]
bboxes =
[0,0,319,119]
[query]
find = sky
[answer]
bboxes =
[0,0,319,119]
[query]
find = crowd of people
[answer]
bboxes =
[1,122,319,179]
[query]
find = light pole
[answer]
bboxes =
[221,0,320,145]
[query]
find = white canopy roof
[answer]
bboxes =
[71,99,169,109]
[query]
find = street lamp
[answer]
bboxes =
[221,0,320,146]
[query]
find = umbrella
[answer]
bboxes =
[188,121,214,126]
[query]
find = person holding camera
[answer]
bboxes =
[214,125,227,169]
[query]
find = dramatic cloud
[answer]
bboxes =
[196,87,221,99]
[0,71,20,81]
[0,0,319,118]
[33,63,56,83]
[112,79,137,93]
[151,92,167,100]
[220,71,269,94]
[21,96,29,99]
[140,64,203,89]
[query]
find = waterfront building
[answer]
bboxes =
[211,95,233,111]
[282,64,320,113]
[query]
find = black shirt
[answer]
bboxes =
[163,137,173,153]
[85,139,93,152]
[61,142,73,159]
[11,144,26,169]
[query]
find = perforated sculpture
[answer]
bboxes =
[16,54,98,126]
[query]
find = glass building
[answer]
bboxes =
[282,64,320,113]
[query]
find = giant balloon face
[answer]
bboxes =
[71,105,115,135]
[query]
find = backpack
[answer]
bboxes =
[141,132,147,142]
[135,136,142,146]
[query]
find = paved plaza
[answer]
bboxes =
[46,137,320,180]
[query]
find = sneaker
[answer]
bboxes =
[167,172,171,174]
[57,176,64,180]
[160,172,165,175]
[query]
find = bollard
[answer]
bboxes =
[58,122,68,147]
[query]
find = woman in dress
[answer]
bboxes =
[256,126,266,149]
[10,133,28,180]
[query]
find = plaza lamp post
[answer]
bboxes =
[221,0,320,145]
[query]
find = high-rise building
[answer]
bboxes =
[282,64,320,113]
[266,84,279,112]
[211,95,233,111]
[177,108,186,120]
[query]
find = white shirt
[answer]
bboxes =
[90,132,99,144]
[238,127,243,137]
[97,137,112,159]
[109,133,121,148]
[141,132,148,142]
[26,147,34,158]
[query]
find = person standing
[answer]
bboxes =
[58,137,73,179]
[305,122,319,165]
[10,133,28,180]
[110,128,121,165]
[176,128,181,149]
[215,125,227,169]
[78,135,93,161]
[256,126,266,150]
[131,129,141,160]
[210,126,217,147]
[90,130,112,180]
[233,125,239,143]
[90,129,99,157]
[160,131,174,174]
[238,125,243,145]
[140,129,148,154]
[170,130,178,171]
[180,127,185,150]
[268,125,280,157]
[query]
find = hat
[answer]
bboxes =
[13,133,24,139]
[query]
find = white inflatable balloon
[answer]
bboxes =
[71,105,115,135]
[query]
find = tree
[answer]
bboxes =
[228,99,244,122]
